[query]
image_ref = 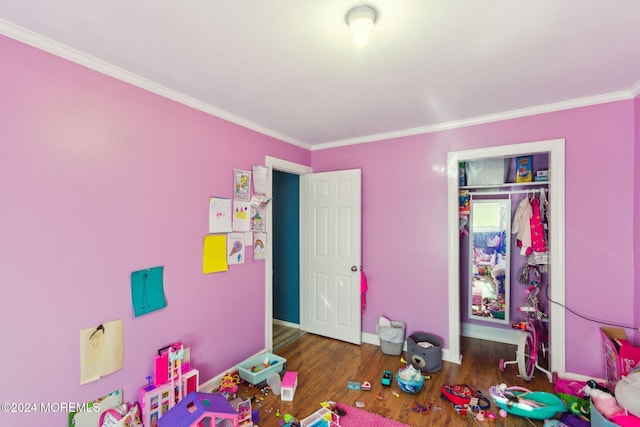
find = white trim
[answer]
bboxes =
[631,79,640,97]
[0,20,311,151]
[265,156,312,352]
[447,139,566,376]
[461,323,521,345]
[3,19,637,152]
[311,93,633,151]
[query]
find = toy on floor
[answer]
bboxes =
[281,371,298,401]
[381,370,392,386]
[138,342,200,427]
[440,384,490,410]
[99,402,143,427]
[158,391,238,427]
[219,372,240,398]
[230,396,253,426]
[300,402,342,427]
[488,384,567,420]
[395,364,424,394]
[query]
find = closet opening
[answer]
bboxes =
[460,155,550,345]
[446,139,566,379]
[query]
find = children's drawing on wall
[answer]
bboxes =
[233,169,251,201]
[254,232,267,261]
[131,266,167,317]
[233,200,251,231]
[251,204,265,231]
[208,196,232,233]
[80,319,124,384]
[252,165,268,195]
[203,234,228,273]
[227,232,246,265]
[251,195,272,209]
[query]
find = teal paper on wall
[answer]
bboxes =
[131,266,167,317]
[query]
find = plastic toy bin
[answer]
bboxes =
[236,352,287,385]
[377,321,406,355]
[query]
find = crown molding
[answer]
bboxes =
[2,19,637,153]
[312,89,635,151]
[0,20,312,151]
[631,79,640,97]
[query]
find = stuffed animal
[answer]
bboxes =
[616,368,640,418]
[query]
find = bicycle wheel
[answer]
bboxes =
[517,331,535,381]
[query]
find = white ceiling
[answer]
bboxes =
[2,1,640,150]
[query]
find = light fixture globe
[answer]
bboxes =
[347,5,376,47]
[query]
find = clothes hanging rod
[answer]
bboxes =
[468,188,547,197]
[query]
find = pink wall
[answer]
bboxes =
[0,35,309,426]
[2,31,638,425]
[312,100,636,378]
[635,93,640,345]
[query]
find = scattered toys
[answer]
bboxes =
[395,365,425,394]
[360,381,371,391]
[157,391,239,427]
[347,381,360,390]
[381,370,392,386]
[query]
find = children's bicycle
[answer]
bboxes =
[498,281,553,382]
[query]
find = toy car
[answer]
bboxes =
[381,370,392,386]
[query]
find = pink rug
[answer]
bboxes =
[336,403,412,427]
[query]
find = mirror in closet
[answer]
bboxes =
[468,198,510,324]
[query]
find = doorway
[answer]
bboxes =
[265,157,312,351]
[446,139,566,378]
[265,158,363,351]
[272,169,304,350]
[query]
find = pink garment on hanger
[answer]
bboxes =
[361,271,368,312]
[530,198,547,252]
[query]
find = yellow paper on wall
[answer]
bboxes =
[203,234,228,273]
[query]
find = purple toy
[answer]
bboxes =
[157,391,238,427]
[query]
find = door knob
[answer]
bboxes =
[351,266,358,272]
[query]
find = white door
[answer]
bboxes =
[301,169,362,344]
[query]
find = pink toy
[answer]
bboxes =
[281,372,298,402]
[157,392,238,427]
[139,342,200,427]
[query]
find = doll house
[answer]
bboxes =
[138,342,200,427]
[157,391,239,427]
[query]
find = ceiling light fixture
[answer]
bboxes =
[347,5,376,47]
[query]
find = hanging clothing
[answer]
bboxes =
[539,188,549,243]
[361,271,368,312]
[512,196,532,255]
[530,197,547,252]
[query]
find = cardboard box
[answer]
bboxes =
[515,155,533,183]
[601,327,640,390]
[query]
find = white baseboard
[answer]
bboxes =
[461,323,521,345]
[272,319,300,329]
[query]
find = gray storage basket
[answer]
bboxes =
[407,332,442,372]
[377,321,406,355]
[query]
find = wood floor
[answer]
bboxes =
[234,330,556,427]
[273,322,306,352]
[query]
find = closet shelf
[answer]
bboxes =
[460,181,549,191]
